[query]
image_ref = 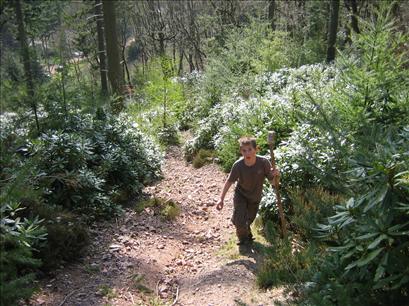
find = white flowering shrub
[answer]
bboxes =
[185,64,338,173]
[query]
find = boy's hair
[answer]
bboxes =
[238,136,257,149]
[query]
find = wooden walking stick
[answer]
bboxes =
[267,131,287,238]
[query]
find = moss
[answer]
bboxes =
[192,149,215,168]
[134,197,158,213]
[130,274,153,293]
[134,197,180,220]
[97,284,117,299]
[160,201,180,221]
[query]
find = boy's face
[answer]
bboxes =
[240,144,257,161]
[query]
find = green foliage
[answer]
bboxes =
[91,113,163,199]
[179,20,312,148]
[32,131,114,219]
[27,111,162,219]
[336,8,409,128]
[130,273,153,293]
[204,21,298,104]
[134,197,180,221]
[297,7,409,304]
[309,127,409,304]
[288,188,343,239]
[128,57,185,144]
[0,202,46,306]
[294,0,328,65]
[157,124,179,146]
[192,149,215,169]
[184,64,337,172]
[256,237,321,288]
[0,106,163,302]
[97,284,117,299]
[35,207,89,271]
[160,201,181,221]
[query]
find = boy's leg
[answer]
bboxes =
[246,202,260,241]
[232,192,251,244]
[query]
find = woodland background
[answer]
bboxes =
[1,0,408,305]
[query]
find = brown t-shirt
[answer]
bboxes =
[227,155,274,202]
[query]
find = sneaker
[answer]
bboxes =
[236,240,247,246]
[236,238,252,246]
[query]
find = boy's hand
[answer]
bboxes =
[271,167,280,185]
[271,167,280,177]
[216,199,224,211]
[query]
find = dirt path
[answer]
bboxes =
[31,146,286,306]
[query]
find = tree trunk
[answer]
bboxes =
[326,0,340,63]
[158,31,165,56]
[268,0,276,31]
[102,0,123,96]
[13,0,40,133]
[121,44,132,87]
[58,29,68,115]
[194,50,203,71]
[95,0,108,95]
[187,52,195,72]
[172,41,176,69]
[66,41,82,87]
[349,0,360,34]
[178,49,184,76]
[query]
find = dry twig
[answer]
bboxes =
[59,285,95,306]
[171,286,180,306]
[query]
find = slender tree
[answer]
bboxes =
[95,0,108,95]
[349,0,360,34]
[345,0,360,34]
[326,0,340,62]
[13,0,40,132]
[268,0,276,30]
[102,0,123,96]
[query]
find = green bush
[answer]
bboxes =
[2,108,163,219]
[0,202,47,306]
[0,107,163,303]
[160,201,181,221]
[299,7,409,304]
[91,114,163,201]
[310,127,409,305]
[129,57,186,141]
[256,237,321,288]
[33,130,117,219]
[157,124,179,146]
[184,63,337,173]
[180,21,312,158]
[203,21,298,104]
[288,187,343,240]
[192,149,215,169]
[39,212,89,271]
[30,111,163,218]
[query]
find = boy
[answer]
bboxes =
[216,136,279,245]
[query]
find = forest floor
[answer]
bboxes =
[30,145,289,306]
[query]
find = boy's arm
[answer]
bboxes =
[216,179,233,210]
